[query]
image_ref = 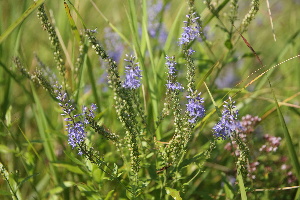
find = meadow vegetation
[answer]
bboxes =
[0,0,300,199]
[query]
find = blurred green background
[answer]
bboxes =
[0,0,300,199]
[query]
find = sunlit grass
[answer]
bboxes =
[0,0,299,199]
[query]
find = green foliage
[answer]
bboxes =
[1,0,300,199]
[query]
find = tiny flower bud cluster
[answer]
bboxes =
[241,0,260,32]
[54,83,98,155]
[122,55,142,89]
[213,97,242,140]
[37,5,65,76]
[248,161,259,179]
[240,114,261,134]
[259,134,281,152]
[224,114,260,156]
[186,92,205,123]
[165,56,184,91]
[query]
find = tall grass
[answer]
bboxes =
[0,0,299,199]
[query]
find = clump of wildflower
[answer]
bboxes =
[67,121,86,155]
[55,84,74,116]
[178,12,201,46]
[286,171,297,184]
[54,84,85,154]
[165,56,184,91]
[186,91,205,123]
[166,81,184,91]
[224,140,239,156]
[248,161,260,179]
[240,114,261,134]
[224,131,249,157]
[213,97,242,140]
[82,103,97,124]
[165,56,177,74]
[280,160,298,184]
[122,55,142,89]
[224,114,261,155]
[187,49,196,56]
[259,134,281,152]
[54,84,100,155]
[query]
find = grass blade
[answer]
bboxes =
[271,87,300,179]
[237,172,247,200]
[0,0,45,44]
[63,1,81,43]
[30,84,59,184]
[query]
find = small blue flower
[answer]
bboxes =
[187,49,196,56]
[186,92,205,123]
[82,103,98,124]
[165,56,177,74]
[165,56,184,91]
[67,121,86,155]
[213,97,242,140]
[54,84,75,116]
[166,81,184,91]
[179,13,201,46]
[82,103,97,119]
[54,83,97,155]
[122,55,142,89]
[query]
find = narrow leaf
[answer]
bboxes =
[165,187,182,200]
[271,88,300,179]
[63,1,81,43]
[237,172,247,200]
[53,163,85,175]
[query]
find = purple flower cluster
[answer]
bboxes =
[55,83,98,155]
[165,56,184,91]
[213,97,242,140]
[165,56,177,74]
[122,55,142,89]
[166,81,184,90]
[82,103,98,124]
[67,121,86,153]
[178,13,200,46]
[186,92,205,123]
[55,86,74,116]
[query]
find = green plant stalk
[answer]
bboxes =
[63,1,82,43]
[237,171,247,200]
[127,0,160,141]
